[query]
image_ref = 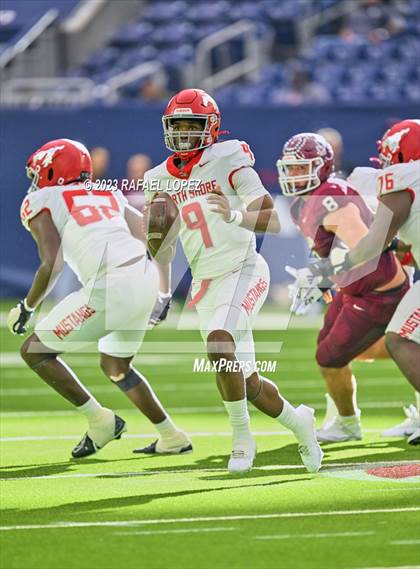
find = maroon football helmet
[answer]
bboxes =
[277,133,334,196]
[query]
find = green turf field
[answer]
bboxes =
[1,311,419,569]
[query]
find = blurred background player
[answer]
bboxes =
[143,88,323,474]
[316,127,354,179]
[7,139,191,458]
[91,146,110,181]
[123,153,152,211]
[277,132,410,443]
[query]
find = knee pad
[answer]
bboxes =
[111,367,144,392]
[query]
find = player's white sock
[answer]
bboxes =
[276,398,301,433]
[77,397,106,423]
[155,416,178,439]
[224,398,252,445]
[415,391,420,414]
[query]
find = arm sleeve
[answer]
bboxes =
[231,167,270,207]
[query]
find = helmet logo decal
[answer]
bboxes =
[201,92,219,111]
[382,127,410,154]
[32,145,65,168]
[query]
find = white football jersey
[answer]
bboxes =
[20,182,145,285]
[348,161,420,264]
[143,140,269,280]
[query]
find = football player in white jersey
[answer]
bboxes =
[143,88,323,474]
[7,139,192,458]
[344,119,420,444]
[293,119,420,444]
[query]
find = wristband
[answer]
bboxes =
[23,298,35,312]
[227,210,244,226]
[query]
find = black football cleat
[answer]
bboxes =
[71,414,126,459]
[133,435,193,455]
[408,428,420,446]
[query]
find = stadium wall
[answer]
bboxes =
[1,103,416,297]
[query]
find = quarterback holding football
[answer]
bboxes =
[143,88,323,474]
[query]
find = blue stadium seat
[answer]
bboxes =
[110,22,154,47]
[143,1,187,23]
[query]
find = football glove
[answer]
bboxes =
[7,299,34,335]
[307,244,353,279]
[149,292,172,327]
[285,266,326,315]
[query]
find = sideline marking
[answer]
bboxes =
[1,507,419,531]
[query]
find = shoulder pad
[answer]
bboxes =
[376,161,419,196]
[347,167,378,193]
[143,162,166,181]
[20,189,50,231]
[315,178,351,197]
[208,139,255,168]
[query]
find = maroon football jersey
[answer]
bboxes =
[289,177,398,296]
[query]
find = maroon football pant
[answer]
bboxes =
[316,280,410,368]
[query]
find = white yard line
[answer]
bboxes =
[366,487,420,493]
[1,460,419,482]
[0,429,385,442]
[113,527,237,536]
[255,531,375,540]
[0,401,407,419]
[390,540,420,545]
[0,378,403,396]
[0,507,419,531]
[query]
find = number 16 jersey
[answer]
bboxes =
[20,182,145,285]
[143,139,269,281]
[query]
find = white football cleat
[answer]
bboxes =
[317,412,362,443]
[382,405,420,437]
[228,439,256,474]
[133,430,193,455]
[407,428,420,446]
[294,405,324,473]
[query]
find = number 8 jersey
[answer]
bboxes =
[20,182,145,285]
[143,139,269,280]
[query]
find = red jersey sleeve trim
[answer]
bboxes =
[27,207,52,227]
[406,187,415,203]
[228,166,246,190]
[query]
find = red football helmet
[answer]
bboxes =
[26,138,92,192]
[162,88,221,160]
[377,119,420,168]
[277,133,334,196]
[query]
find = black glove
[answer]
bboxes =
[149,293,172,327]
[7,299,34,335]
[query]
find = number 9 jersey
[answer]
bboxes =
[20,182,146,285]
[143,139,269,280]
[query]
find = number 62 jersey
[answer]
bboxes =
[20,182,145,285]
[143,139,269,281]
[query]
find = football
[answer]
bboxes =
[145,192,180,258]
